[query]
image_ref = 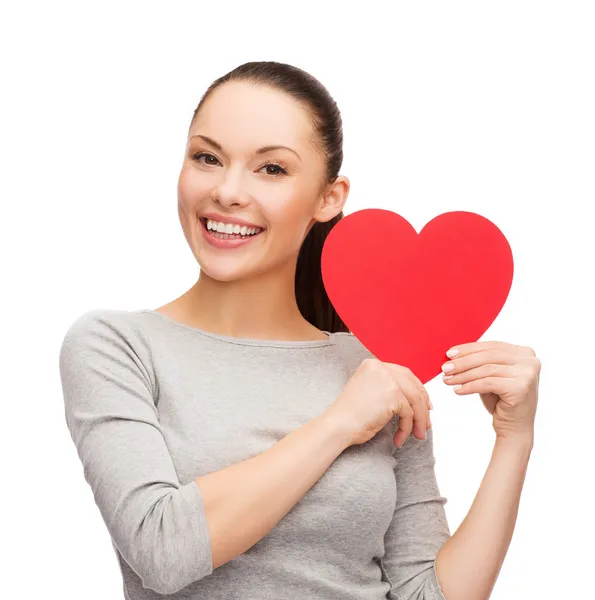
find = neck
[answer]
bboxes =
[175,262,324,341]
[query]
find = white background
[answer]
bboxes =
[2,1,594,598]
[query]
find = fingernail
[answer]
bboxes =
[446,348,459,358]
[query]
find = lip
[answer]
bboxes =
[201,212,265,230]
[199,218,265,249]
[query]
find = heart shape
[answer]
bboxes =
[321,209,514,384]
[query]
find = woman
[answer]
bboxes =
[59,61,540,599]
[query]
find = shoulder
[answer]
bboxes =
[58,308,157,393]
[331,331,377,372]
[59,307,152,360]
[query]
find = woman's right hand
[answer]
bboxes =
[326,358,433,448]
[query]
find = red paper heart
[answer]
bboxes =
[321,209,514,384]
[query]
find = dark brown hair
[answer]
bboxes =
[189,61,349,333]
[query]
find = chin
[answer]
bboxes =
[198,260,265,284]
[199,266,243,283]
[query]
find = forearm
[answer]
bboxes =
[435,435,534,600]
[194,411,350,570]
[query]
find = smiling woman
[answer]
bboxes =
[59,61,447,600]
[173,70,351,333]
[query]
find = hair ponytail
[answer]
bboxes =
[295,214,349,333]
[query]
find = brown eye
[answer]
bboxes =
[192,153,287,176]
[259,163,288,176]
[192,152,220,165]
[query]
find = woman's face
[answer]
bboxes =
[177,81,340,282]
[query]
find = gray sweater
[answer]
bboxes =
[58,308,451,599]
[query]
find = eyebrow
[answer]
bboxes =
[190,134,301,161]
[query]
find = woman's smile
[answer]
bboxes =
[199,217,266,249]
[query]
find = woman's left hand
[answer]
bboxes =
[441,341,541,442]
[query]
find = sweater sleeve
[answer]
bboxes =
[380,426,451,600]
[58,310,213,595]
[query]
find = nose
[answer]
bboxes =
[211,168,250,209]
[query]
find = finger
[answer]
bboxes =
[451,375,512,397]
[447,341,529,359]
[442,363,515,386]
[400,378,428,440]
[393,398,414,448]
[385,364,428,440]
[402,369,432,432]
[416,380,431,411]
[412,375,432,411]
[391,368,432,411]
[443,349,517,378]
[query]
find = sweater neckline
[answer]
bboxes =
[137,309,337,348]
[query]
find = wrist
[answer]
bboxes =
[317,409,353,451]
[495,432,534,453]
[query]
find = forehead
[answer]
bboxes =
[190,81,314,149]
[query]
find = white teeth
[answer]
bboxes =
[206,219,262,236]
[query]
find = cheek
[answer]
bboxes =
[177,165,209,208]
[264,198,315,258]
[177,168,206,240]
[263,189,313,229]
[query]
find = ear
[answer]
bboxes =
[313,175,350,223]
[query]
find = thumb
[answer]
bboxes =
[480,392,499,415]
